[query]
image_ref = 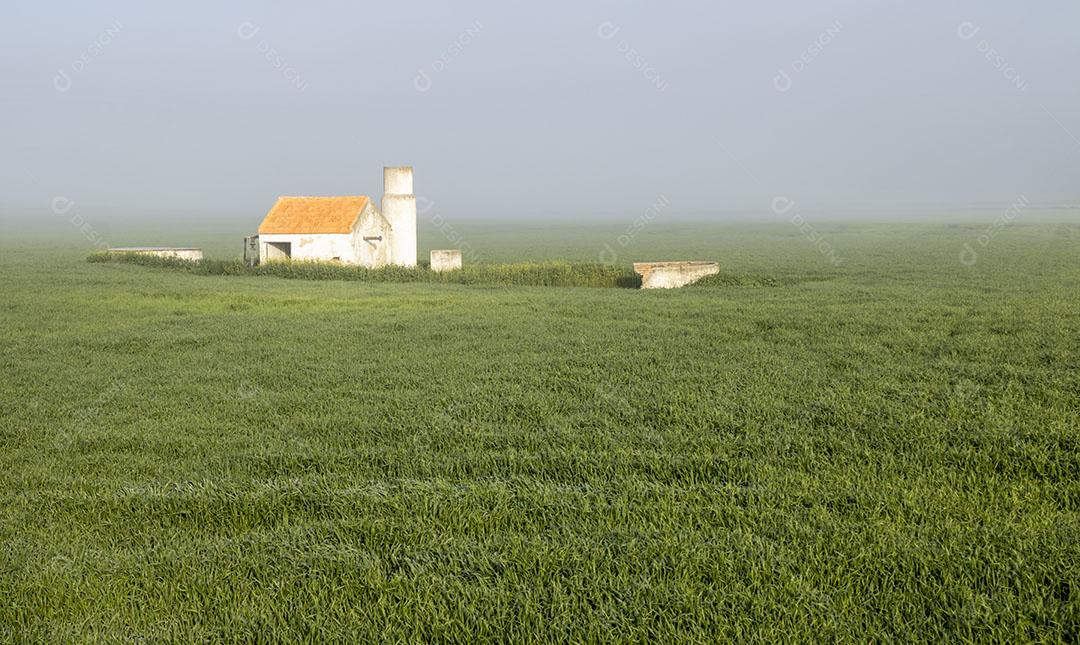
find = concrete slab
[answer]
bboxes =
[109,247,203,261]
[633,261,718,289]
[430,249,463,272]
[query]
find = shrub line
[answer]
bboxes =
[87,252,643,289]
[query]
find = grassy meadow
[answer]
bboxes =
[1,214,1079,641]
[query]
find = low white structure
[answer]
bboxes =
[633,261,719,289]
[430,249,462,272]
[109,247,203,261]
[256,166,418,267]
[243,235,259,267]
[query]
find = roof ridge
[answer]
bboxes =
[277,195,371,199]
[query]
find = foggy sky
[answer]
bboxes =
[2,1,1078,220]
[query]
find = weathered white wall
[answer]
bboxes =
[110,247,203,261]
[382,194,417,266]
[259,233,356,263]
[633,261,719,289]
[383,166,413,195]
[430,249,462,272]
[352,200,392,267]
[382,166,417,267]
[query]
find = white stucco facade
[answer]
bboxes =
[382,194,417,267]
[256,166,415,267]
[259,233,354,263]
[381,167,417,267]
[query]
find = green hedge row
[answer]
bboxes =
[87,252,642,288]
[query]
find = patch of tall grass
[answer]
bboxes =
[87,252,642,288]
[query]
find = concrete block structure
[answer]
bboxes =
[430,249,462,272]
[633,261,719,289]
[243,235,259,267]
[382,167,417,267]
[255,166,417,267]
[109,247,203,261]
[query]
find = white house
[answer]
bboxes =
[256,166,417,267]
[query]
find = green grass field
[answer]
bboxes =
[2,216,1078,641]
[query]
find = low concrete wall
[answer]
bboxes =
[633,261,718,289]
[430,249,462,272]
[110,247,203,262]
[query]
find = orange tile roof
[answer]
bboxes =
[258,196,370,234]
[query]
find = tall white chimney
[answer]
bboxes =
[382,166,417,266]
